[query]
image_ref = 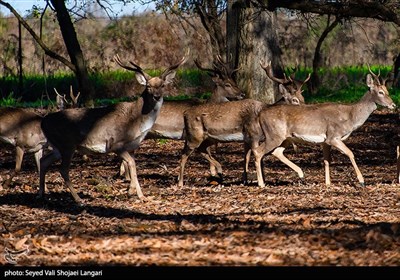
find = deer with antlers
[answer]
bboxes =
[250,66,395,188]
[242,60,311,184]
[119,55,245,180]
[177,60,310,187]
[38,51,188,204]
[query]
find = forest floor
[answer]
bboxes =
[0,109,399,268]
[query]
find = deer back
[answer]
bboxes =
[0,108,46,152]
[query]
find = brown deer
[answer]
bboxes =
[38,52,188,205]
[397,146,400,183]
[242,61,311,184]
[120,55,245,180]
[250,66,396,188]
[0,88,80,188]
[177,61,310,187]
[0,108,46,188]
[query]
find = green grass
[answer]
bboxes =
[0,66,399,108]
[293,65,400,105]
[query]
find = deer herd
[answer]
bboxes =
[0,50,397,206]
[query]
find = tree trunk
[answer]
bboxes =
[196,0,226,58]
[50,0,94,106]
[235,5,283,103]
[310,16,340,94]
[394,53,400,88]
[227,0,240,73]
[18,20,23,96]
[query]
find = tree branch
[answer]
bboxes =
[0,0,76,71]
[260,0,400,26]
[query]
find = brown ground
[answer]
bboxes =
[0,109,399,267]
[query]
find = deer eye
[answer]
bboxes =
[378,90,385,95]
[225,83,231,88]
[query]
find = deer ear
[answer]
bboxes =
[135,73,147,86]
[366,74,374,89]
[163,71,177,85]
[278,84,289,97]
[211,74,222,84]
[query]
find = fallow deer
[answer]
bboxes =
[242,61,310,184]
[120,55,244,179]
[38,51,188,205]
[177,60,310,187]
[0,108,46,188]
[0,87,80,188]
[251,66,396,188]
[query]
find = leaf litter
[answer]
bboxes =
[0,110,399,266]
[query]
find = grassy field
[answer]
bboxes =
[0,66,399,107]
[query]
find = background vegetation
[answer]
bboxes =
[0,8,399,106]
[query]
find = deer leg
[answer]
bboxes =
[33,149,43,174]
[200,146,223,184]
[253,138,284,188]
[38,150,61,199]
[59,151,83,204]
[206,145,217,177]
[118,151,144,200]
[178,144,196,188]
[322,143,332,186]
[397,145,400,183]
[329,140,364,186]
[271,145,304,178]
[119,160,131,181]
[253,145,266,188]
[243,142,252,185]
[4,146,24,188]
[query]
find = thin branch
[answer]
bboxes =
[0,0,76,71]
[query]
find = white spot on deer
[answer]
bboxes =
[293,133,326,143]
[141,116,158,135]
[0,136,16,145]
[84,143,108,153]
[213,132,244,142]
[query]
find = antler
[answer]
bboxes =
[194,58,223,77]
[294,73,311,94]
[113,54,151,80]
[214,54,240,77]
[54,88,67,110]
[367,63,382,85]
[161,48,190,80]
[69,85,80,107]
[260,60,291,84]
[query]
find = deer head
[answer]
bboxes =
[367,65,396,110]
[195,55,244,101]
[114,49,189,100]
[260,60,310,104]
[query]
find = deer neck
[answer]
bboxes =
[141,90,163,115]
[348,90,378,128]
[207,85,229,103]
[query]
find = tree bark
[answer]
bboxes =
[394,53,400,88]
[226,0,240,72]
[261,0,400,26]
[235,5,283,103]
[310,16,341,94]
[50,0,95,106]
[196,0,226,58]
[0,0,74,69]
[18,20,23,96]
